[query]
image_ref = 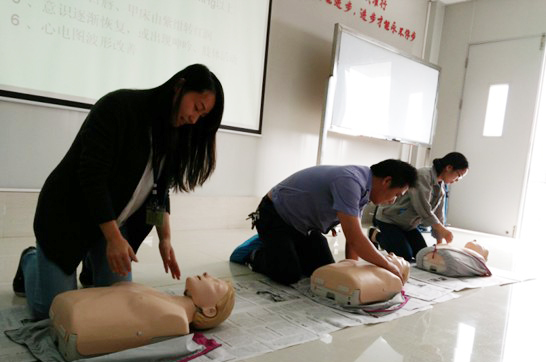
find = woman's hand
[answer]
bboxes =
[100,220,138,276]
[159,238,181,280]
[155,212,180,279]
[106,236,138,276]
[432,223,453,244]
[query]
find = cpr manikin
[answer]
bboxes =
[416,241,491,277]
[49,273,235,361]
[310,253,410,306]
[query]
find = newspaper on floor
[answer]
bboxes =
[193,279,429,361]
[1,266,533,362]
[409,266,532,292]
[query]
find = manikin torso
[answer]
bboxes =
[49,273,231,361]
[417,241,491,277]
[49,282,195,357]
[311,254,410,306]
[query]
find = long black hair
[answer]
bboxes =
[150,64,224,192]
[432,152,469,174]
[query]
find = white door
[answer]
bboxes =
[448,37,544,237]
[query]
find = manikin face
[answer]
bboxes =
[184,273,229,317]
[172,90,216,128]
[386,252,410,283]
[370,176,409,205]
[464,240,489,261]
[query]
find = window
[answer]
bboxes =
[483,84,509,137]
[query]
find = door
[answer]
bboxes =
[448,37,544,237]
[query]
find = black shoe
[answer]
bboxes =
[13,246,36,297]
[79,261,94,288]
[367,227,380,249]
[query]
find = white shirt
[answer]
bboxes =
[117,148,164,227]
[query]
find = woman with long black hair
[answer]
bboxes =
[369,152,469,262]
[13,64,224,319]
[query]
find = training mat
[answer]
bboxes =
[1,306,221,362]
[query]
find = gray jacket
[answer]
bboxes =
[376,167,445,237]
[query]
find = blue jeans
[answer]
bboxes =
[23,232,132,319]
[375,220,428,262]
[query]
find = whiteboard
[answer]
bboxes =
[326,24,440,146]
[0,0,271,133]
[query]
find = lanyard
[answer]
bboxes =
[150,130,167,205]
[147,133,166,226]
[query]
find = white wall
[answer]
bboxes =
[254,0,433,195]
[0,99,260,196]
[6,0,545,235]
[434,0,546,228]
[0,0,439,236]
[433,0,546,159]
[1,0,436,198]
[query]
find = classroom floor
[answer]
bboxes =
[1,225,544,362]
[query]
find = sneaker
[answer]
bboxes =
[13,246,36,297]
[367,227,380,249]
[230,234,263,265]
[79,262,94,288]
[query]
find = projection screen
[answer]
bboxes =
[0,0,271,133]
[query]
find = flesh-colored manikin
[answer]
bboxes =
[311,253,410,305]
[49,273,234,358]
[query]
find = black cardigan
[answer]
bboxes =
[34,89,171,274]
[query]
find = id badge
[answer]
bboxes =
[146,198,165,226]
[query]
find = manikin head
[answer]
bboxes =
[464,240,489,261]
[185,273,235,329]
[386,252,411,283]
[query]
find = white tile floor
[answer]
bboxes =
[1,226,544,362]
